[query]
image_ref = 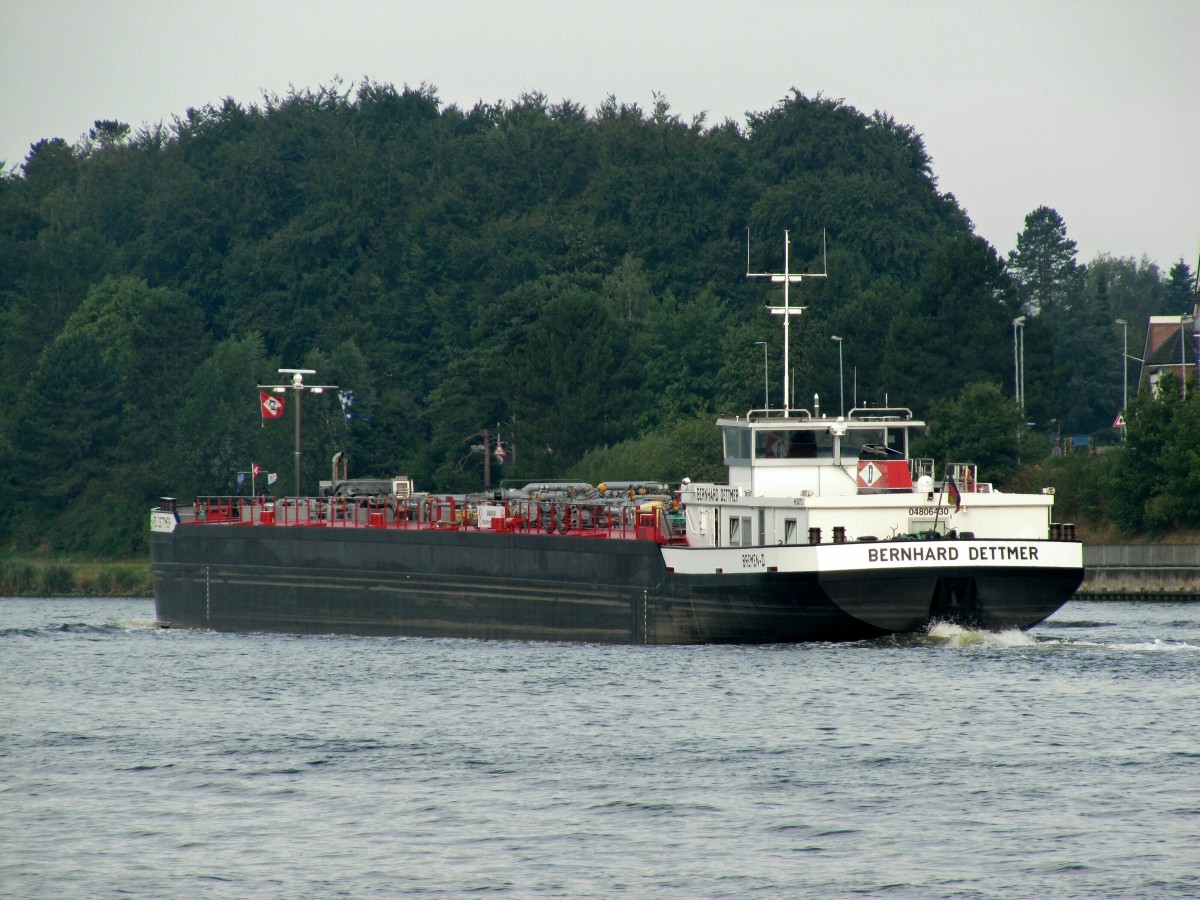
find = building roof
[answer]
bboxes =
[1139,314,1196,393]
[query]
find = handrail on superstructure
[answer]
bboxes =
[743,408,814,421]
[847,406,915,421]
[738,408,917,424]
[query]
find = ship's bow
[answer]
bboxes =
[817,538,1084,633]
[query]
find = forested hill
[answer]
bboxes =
[0,83,1189,555]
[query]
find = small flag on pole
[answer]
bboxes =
[267,473,278,486]
[338,389,355,421]
[337,389,371,422]
[252,463,262,477]
[260,392,285,420]
[947,475,962,512]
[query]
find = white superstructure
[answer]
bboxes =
[681,407,1056,550]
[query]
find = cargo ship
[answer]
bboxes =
[150,408,1083,644]
[149,236,1083,643]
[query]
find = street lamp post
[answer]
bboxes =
[754,341,769,409]
[831,335,844,416]
[1114,318,1145,439]
[1115,318,1129,411]
[258,368,338,504]
[1182,315,1195,399]
[1012,316,1026,408]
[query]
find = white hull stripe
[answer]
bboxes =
[661,540,1083,575]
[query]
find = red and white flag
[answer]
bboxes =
[252,463,262,477]
[260,392,285,419]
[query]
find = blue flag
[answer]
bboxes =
[337,389,371,422]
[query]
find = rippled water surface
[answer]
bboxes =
[3,598,1199,898]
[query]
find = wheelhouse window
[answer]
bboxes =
[723,426,752,462]
[840,426,907,460]
[755,429,833,459]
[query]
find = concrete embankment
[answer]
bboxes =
[1078,545,1200,600]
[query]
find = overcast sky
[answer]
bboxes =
[3,0,1197,273]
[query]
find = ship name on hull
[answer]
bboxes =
[866,544,1041,564]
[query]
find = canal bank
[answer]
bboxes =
[1079,545,1200,600]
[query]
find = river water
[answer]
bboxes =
[2,597,1198,898]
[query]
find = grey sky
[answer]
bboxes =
[3,0,1196,272]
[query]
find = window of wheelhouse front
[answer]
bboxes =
[755,429,833,459]
[840,426,908,460]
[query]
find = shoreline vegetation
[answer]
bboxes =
[0,554,151,597]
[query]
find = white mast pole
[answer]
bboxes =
[746,228,827,416]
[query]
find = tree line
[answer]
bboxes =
[0,82,1194,555]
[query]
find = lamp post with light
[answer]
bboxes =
[1114,318,1144,439]
[1115,318,1129,411]
[831,335,844,416]
[1182,315,1195,399]
[1012,316,1026,409]
[258,368,338,503]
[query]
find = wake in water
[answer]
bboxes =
[925,621,1038,648]
[919,620,1199,653]
[0,619,162,639]
[1100,637,1199,652]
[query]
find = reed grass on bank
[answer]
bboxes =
[0,556,152,597]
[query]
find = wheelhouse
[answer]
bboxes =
[719,407,926,499]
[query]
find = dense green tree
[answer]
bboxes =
[918,382,1023,482]
[1007,206,1083,317]
[1166,258,1196,314]
[0,277,210,550]
[1005,207,1129,435]
[0,84,1190,551]
[882,234,1013,408]
[570,416,724,485]
[1106,371,1200,531]
[503,285,645,466]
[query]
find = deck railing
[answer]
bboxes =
[188,495,686,544]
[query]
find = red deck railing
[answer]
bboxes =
[188,495,684,544]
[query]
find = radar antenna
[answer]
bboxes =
[746,228,827,414]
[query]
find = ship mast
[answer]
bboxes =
[746,229,827,415]
[258,368,338,503]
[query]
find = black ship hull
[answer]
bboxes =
[150,523,1083,644]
